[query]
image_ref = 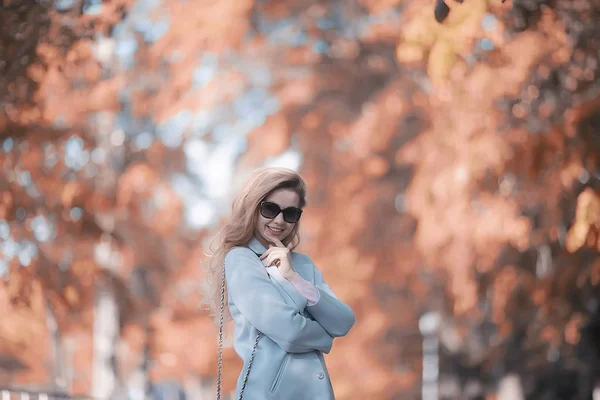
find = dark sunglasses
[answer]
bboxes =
[259,201,303,223]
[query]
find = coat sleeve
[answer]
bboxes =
[305,258,356,338]
[225,247,333,354]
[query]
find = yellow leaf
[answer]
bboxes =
[427,39,457,84]
[396,42,425,64]
[576,188,600,224]
[566,188,600,252]
[566,222,590,253]
[442,0,488,28]
[61,181,81,208]
[402,16,438,48]
[64,285,80,307]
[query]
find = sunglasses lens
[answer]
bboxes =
[283,209,302,223]
[260,202,280,219]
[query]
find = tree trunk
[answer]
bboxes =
[498,375,524,400]
[45,299,68,393]
[91,283,119,399]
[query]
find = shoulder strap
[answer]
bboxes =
[217,262,261,400]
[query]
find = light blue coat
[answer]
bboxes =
[225,237,355,399]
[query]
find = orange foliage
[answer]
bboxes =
[0,0,599,399]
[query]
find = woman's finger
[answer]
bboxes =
[263,252,273,264]
[265,254,279,267]
[259,248,271,260]
[269,237,285,248]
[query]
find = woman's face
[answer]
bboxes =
[255,188,300,247]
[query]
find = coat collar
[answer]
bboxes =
[248,236,267,256]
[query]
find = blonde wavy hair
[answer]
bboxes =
[201,167,307,324]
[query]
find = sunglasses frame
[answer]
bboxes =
[259,201,303,223]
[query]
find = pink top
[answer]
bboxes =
[289,272,320,306]
[266,267,320,306]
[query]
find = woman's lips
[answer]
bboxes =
[267,225,284,235]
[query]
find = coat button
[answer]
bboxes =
[317,372,325,380]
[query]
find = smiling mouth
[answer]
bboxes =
[267,225,284,234]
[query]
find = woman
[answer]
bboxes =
[203,167,355,400]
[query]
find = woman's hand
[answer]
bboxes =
[260,237,297,281]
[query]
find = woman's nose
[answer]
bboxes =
[273,212,285,223]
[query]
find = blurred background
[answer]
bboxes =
[0,0,599,399]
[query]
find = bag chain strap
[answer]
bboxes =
[217,262,261,400]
